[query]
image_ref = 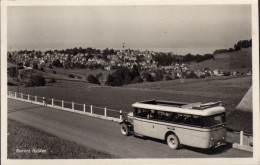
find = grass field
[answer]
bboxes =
[8,75,252,133]
[189,48,252,72]
[8,119,116,159]
[44,68,111,83]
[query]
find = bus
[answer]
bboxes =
[120,99,226,149]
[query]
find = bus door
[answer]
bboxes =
[133,118,143,135]
[142,121,158,138]
[133,108,145,135]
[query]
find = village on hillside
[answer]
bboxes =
[7,45,252,86]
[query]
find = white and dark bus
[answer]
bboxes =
[120,100,226,149]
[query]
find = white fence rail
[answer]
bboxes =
[8,91,123,123]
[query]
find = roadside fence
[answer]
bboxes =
[8,91,126,122]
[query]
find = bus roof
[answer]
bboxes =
[132,100,225,116]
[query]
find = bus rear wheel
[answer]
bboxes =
[166,134,179,149]
[121,124,129,136]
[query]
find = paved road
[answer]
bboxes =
[8,99,252,158]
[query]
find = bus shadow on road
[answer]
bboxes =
[180,142,233,155]
[132,135,232,155]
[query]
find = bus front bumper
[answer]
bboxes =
[209,139,226,148]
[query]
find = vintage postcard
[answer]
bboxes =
[1,0,259,165]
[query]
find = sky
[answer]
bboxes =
[7,5,251,55]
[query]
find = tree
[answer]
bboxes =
[26,75,46,87]
[68,74,75,78]
[130,65,140,79]
[87,74,101,85]
[8,67,18,79]
[154,71,163,81]
[32,63,38,70]
[52,59,62,67]
[24,61,30,67]
[105,67,131,86]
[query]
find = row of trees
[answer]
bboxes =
[44,47,116,56]
[234,39,252,50]
[213,39,252,55]
[154,53,214,66]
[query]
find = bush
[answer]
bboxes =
[131,76,143,84]
[96,72,103,78]
[8,82,16,86]
[200,74,206,78]
[48,78,56,83]
[87,74,101,85]
[48,64,53,69]
[143,72,154,82]
[165,75,172,81]
[223,72,231,76]
[68,74,75,78]
[26,75,46,87]
[52,59,62,67]
[186,71,198,79]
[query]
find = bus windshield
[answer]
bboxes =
[194,113,226,127]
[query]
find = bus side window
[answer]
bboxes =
[136,108,143,118]
[175,114,185,123]
[157,111,166,121]
[165,112,174,122]
[150,110,158,120]
[193,115,205,127]
[184,115,194,125]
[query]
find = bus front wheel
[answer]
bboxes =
[121,124,129,136]
[166,134,179,149]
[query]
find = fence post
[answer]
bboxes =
[62,100,64,108]
[72,102,74,110]
[83,104,86,112]
[240,131,244,145]
[52,99,54,106]
[21,93,23,99]
[15,92,17,98]
[35,96,37,102]
[104,107,107,117]
[43,97,45,105]
[90,105,93,114]
[28,94,30,101]
[120,110,122,120]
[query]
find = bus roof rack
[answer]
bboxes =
[192,101,222,110]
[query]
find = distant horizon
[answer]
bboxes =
[8,44,251,55]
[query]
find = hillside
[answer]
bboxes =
[188,48,252,72]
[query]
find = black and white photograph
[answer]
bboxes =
[1,0,259,164]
